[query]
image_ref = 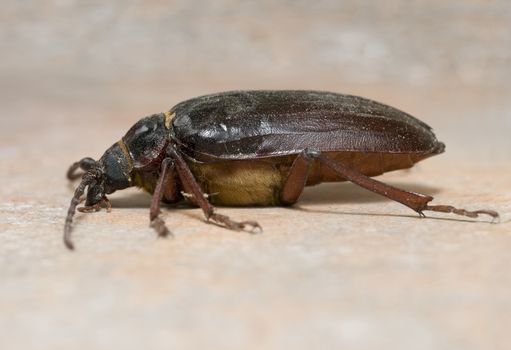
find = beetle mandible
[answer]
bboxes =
[64,90,499,249]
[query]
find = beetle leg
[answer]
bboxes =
[280,149,319,205]
[318,153,433,213]
[150,158,175,237]
[317,153,499,221]
[77,196,111,213]
[167,145,262,233]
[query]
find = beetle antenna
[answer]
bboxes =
[64,173,96,250]
[67,157,98,180]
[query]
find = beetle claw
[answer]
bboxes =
[150,217,174,238]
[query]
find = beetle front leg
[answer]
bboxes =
[149,158,176,237]
[77,196,112,213]
[167,146,261,233]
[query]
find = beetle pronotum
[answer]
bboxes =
[64,90,499,249]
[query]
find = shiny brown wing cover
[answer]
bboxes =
[170,90,445,160]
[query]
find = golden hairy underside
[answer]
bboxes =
[187,158,285,206]
[186,151,431,206]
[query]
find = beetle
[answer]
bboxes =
[64,90,499,249]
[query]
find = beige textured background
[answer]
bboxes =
[1,1,510,349]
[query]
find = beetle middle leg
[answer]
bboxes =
[280,149,319,205]
[167,145,261,233]
[282,150,499,221]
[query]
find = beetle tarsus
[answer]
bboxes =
[64,236,75,250]
[208,213,262,234]
[424,205,500,222]
[150,217,173,237]
[77,196,111,213]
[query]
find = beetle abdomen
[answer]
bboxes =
[186,150,436,206]
[187,158,283,206]
[170,90,444,160]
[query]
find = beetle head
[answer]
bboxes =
[66,158,103,200]
[64,113,168,249]
[66,157,107,205]
[64,146,133,249]
[99,142,133,195]
[66,142,133,201]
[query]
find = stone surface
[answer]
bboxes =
[1,2,510,350]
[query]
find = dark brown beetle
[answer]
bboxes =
[64,90,499,249]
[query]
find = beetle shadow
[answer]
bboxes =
[108,181,440,208]
[291,205,501,223]
[109,191,193,210]
[106,184,500,224]
[109,192,152,208]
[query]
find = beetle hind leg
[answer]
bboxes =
[317,153,500,221]
[289,150,500,222]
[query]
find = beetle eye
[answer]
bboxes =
[123,114,167,168]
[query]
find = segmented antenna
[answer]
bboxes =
[64,174,96,250]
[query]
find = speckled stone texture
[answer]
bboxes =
[1,1,510,350]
